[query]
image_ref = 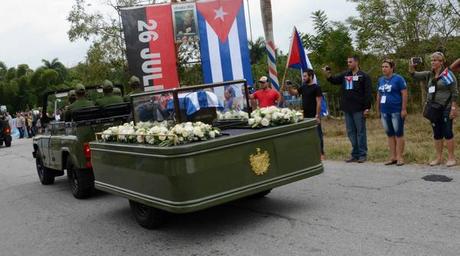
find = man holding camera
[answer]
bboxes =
[323,55,372,163]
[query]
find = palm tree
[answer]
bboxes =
[249,37,266,64]
[41,58,68,83]
[260,0,279,88]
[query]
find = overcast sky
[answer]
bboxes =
[0,0,358,69]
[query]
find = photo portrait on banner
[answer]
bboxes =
[172,3,200,63]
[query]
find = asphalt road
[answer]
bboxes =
[1,138,460,256]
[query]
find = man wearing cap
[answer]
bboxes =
[96,80,123,107]
[68,84,94,110]
[249,76,281,108]
[124,76,144,102]
[113,87,122,97]
[68,90,77,104]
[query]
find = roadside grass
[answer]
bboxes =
[322,113,460,165]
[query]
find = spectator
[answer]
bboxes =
[289,69,325,160]
[250,76,281,108]
[16,113,25,139]
[376,59,408,166]
[410,52,458,167]
[323,55,372,163]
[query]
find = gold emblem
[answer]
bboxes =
[249,148,270,176]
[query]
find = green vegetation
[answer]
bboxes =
[323,113,460,165]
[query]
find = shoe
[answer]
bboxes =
[345,157,358,163]
[446,160,456,167]
[357,157,367,163]
[429,159,442,166]
[384,160,397,165]
[396,160,405,166]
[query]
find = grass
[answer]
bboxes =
[322,113,460,165]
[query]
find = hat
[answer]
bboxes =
[258,76,268,83]
[129,76,140,85]
[75,83,86,93]
[102,80,113,89]
[113,87,122,96]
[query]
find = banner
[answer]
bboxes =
[121,4,179,91]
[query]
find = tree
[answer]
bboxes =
[348,0,460,57]
[41,58,68,83]
[248,37,266,65]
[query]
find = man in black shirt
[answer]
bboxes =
[323,55,372,163]
[289,69,324,159]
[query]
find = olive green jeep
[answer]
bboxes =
[32,86,131,198]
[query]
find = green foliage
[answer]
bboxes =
[348,0,460,57]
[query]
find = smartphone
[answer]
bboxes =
[411,57,423,66]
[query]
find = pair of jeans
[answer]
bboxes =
[344,111,367,159]
[317,123,324,155]
[380,112,404,137]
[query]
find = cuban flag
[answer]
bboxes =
[196,0,253,88]
[286,27,328,116]
[441,68,455,86]
[345,76,354,90]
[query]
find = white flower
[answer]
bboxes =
[248,118,255,126]
[261,118,270,127]
[209,130,216,138]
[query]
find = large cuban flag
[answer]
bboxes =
[196,0,253,87]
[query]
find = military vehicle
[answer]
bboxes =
[32,85,130,198]
[90,80,323,229]
[0,105,12,147]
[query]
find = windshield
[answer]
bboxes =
[130,80,250,124]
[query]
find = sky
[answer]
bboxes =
[0,0,358,69]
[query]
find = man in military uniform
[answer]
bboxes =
[65,84,95,121]
[95,80,123,107]
[68,90,77,104]
[124,76,144,102]
[113,87,122,97]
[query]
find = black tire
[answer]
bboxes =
[129,200,167,229]
[0,140,3,146]
[66,158,94,199]
[36,151,55,185]
[5,136,11,147]
[249,189,272,199]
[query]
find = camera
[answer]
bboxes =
[411,57,423,66]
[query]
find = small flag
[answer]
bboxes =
[441,68,455,86]
[286,27,328,116]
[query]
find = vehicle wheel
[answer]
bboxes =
[249,189,272,199]
[5,136,11,147]
[129,200,167,229]
[66,158,94,199]
[36,151,55,185]
[0,140,3,146]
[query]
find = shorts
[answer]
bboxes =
[380,112,404,137]
[432,109,453,140]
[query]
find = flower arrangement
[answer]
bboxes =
[217,110,249,120]
[99,121,221,146]
[247,106,304,128]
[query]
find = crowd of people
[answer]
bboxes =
[249,53,460,167]
[6,54,460,168]
[2,110,41,139]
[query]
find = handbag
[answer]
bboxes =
[423,101,444,122]
[422,77,451,123]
